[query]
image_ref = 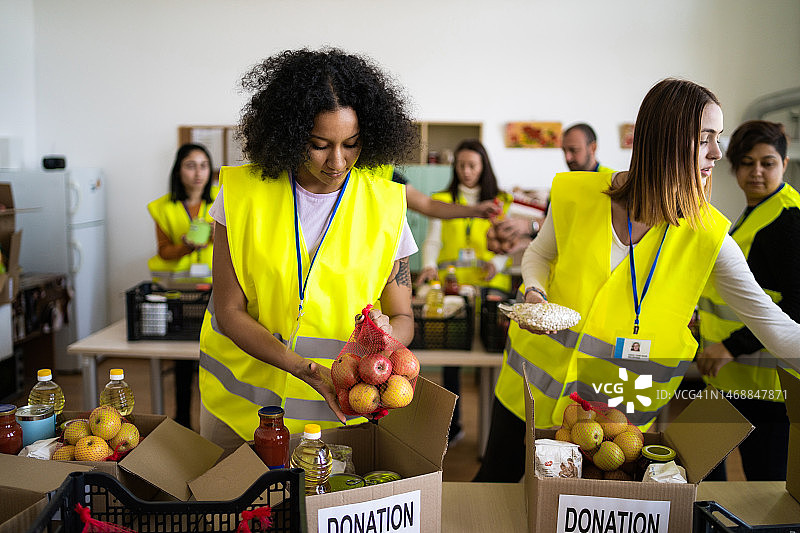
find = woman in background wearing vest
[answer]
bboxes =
[417,139,512,444]
[474,78,800,482]
[698,120,800,481]
[198,48,418,454]
[147,143,218,429]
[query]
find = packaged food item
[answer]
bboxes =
[642,459,687,483]
[363,470,402,485]
[16,404,56,447]
[636,444,677,481]
[498,302,580,332]
[534,439,582,478]
[0,404,23,455]
[328,473,365,492]
[290,423,333,495]
[329,444,355,474]
[254,406,290,470]
[99,368,135,416]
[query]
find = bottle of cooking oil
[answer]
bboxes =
[28,369,65,416]
[99,368,135,417]
[424,281,445,318]
[290,423,333,495]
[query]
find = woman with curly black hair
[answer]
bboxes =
[198,48,419,454]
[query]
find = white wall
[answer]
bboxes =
[5,0,800,322]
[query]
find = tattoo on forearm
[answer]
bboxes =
[388,258,412,288]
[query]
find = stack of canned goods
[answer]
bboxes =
[328,470,402,493]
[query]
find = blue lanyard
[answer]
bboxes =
[627,212,668,334]
[292,171,350,316]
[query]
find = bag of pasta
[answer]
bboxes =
[555,393,644,479]
[330,305,420,418]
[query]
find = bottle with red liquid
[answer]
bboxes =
[0,404,23,455]
[444,265,460,296]
[254,406,290,469]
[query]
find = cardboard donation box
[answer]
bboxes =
[0,454,92,533]
[0,183,21,305]
[522,367,754,532]
[779,367,800,506]
[192,376,457,533]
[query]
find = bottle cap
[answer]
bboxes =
[110,368,124,380]
[258,405,285,417]
[641,444,676,462]
[303,423,322,439]
[0,404,17,415]
[37,369,53,381]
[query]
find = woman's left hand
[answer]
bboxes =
[696,342,734,377]
[356,308,393,337]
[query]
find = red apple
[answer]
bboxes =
[331,352,361,390]
[337,388,358,416]
[358,352,393,385]
[389,347,420,381]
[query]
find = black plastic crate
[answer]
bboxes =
[479,287,515,353]
[409,295,473,350]
[26,469,306,533]
[694,501,800,532]
[126,282,211,341]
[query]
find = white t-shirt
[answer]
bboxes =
[209,184,417,260]
[520,208,800,360]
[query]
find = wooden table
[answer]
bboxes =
[697,481,800,528]
[67,320,504,453]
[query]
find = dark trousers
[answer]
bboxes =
[175,360,196,428]
[443,366,461,438]
[472,397,527,482]
[705,397,789,481]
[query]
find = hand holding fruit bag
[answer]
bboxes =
[331,305,420,418]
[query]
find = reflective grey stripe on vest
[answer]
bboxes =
[207,293,325,351]
[506,348,565,400]
[284,398,344,423]
[697,296,739,322]
[199,349,282,407]
[579,333,692,383]
[150,269,192,279]
[437,259,491,270]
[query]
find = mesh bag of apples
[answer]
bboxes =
[331,305,421,418]
[554,393,644,481]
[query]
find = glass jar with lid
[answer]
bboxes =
[636,444,677,480]
[0,404,23,455]
[254,406,290,469]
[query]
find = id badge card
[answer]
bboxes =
[189,262,211,278]
[613,331,652,361]
[458,247,477,267]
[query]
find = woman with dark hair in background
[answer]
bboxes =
[198,48,418,454]
[417,139,512,444]
[698,120,800,481]
[475,79,800,482]
[147,142,218,428]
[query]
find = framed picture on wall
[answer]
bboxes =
[619,123,634,149]
[504,122,562,148]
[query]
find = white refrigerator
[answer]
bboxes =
[0,168,108,371]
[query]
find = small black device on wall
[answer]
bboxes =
[42,155,66,170]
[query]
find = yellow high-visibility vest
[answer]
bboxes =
[431,190,513,292]
[698,183,800,399]
[199,165,405,437]
[146,185,218,283]
[495,171,729,429]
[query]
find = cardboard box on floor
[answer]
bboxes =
[190,375,457,533]
[522,367,754,532]
[0,183,22,305]
[0,454,92,533]
[779,367,800,505]
[1,412,223,506]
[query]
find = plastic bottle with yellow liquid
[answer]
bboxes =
[28,369,65,416]
[99,368,135,417]
[290,423,333,495]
